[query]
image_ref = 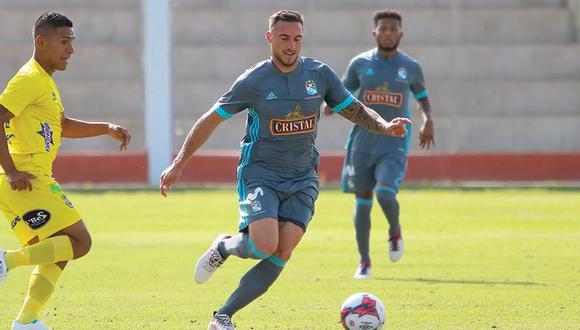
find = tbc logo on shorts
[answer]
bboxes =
[22,209,51,229]
[11,216,22,229]
[247,187,264,213]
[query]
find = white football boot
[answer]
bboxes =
[12,320,51,330]
[194,234,229,284]
[208,312,236,330]
[0,249,8,286]
[388,231,404,262]
[353,262,372,280]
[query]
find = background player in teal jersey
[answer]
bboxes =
[159,10,411,330]
[325,9,435,280]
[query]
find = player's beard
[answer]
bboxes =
[274,52,298,69]
[377,38,400,52]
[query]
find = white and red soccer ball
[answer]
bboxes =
[340,292,386,330]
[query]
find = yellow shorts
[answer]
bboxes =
[0,174,82,246]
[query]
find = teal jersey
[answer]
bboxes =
[212,57,354,182]
[343,49,428,155]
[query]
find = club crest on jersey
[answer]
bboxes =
[363,84,403,108]
[397,67,408,80]
[305,80,318,96]
[270,105,317,136]
[37,123,54,151]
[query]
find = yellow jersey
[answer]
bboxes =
[0,58,64,175]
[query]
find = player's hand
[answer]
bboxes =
[159,162,183,197]
[385,117,412,138]
[419,119,435,149]
[107,123,131,151]
[5,169,36,191]
[322,105,334,116]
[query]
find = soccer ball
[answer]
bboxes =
[340,292,386,330]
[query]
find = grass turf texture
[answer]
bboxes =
[1,189,579,329]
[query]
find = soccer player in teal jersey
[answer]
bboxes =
[325,9,435,279]
[159,10,411,329]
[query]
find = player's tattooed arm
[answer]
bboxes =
[338,100,411,137]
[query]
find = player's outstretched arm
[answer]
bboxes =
[159,110,225,197]
[338,100,411,137]
[0,105,36,191]
[61,116,131,150]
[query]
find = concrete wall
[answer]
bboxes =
[1,0,578,153]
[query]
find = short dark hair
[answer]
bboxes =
[373,9,402,27]
[34,12,73,37]
[269,10,304,30]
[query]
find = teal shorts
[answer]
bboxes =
[237,178,319,232]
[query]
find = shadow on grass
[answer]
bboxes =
[374,277,547,286]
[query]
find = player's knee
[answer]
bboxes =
[252,238,277,257]
[376,189,397,208]
[356,191,373,200]
[274,247,293,261]
[274,241,297,261]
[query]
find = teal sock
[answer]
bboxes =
[354,198,373,263]
[217,256,285,317]
[376,190,400,235]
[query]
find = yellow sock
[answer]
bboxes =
[17,263,62,324]
[4,236,74,270]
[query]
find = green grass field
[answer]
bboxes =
[1,189,579,329]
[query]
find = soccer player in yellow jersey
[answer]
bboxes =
[0,12,130,330]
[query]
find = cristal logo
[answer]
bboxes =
[270,106,317,136]
[270,116,316,136]
[363,90,403,108]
